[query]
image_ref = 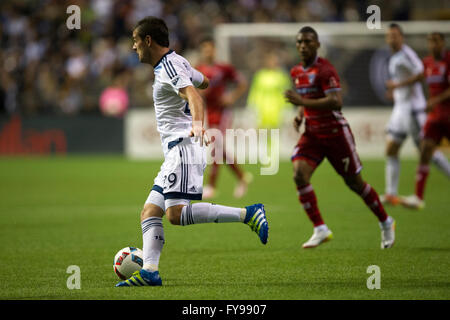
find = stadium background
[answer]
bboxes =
[1,0,449,158]
[1,0,450,300]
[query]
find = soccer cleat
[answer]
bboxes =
[202,185,216,199]
[400,195,425,210]
[234,172,254,199]
[302,228,333,248]
[244,203,269,244]
[380,218,396,249]
[380,194,401,206]
[115,269,162,287]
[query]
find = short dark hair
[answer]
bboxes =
[430,31,445,40]
[389,23,404,36]
[199,36,214,46]
[134,16,169,47]
[299,26,319,40]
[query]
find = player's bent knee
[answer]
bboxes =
[423,139,437,151]
[165,205,184,225]
[166,214,179,225]
[141,203,164,221]
[386,140,401,157]
[292,160,313,186]
[420,139,437,164]
[293,170,308,186]
[347,181,360,193]
[293,165,312,186]
[344,174,364,193]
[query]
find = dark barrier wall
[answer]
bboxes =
[0,115,123,154]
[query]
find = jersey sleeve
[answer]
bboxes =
[161,57,194,93]
[190,68,205,88]
[320,64,341,94]
[401,49,424,76]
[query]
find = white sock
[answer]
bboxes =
[141,217,164,271]
[180,203,245,226]
[385,156,400,195]
[379,216,393,229]
[431,150,450,178]
[314,224,329,233]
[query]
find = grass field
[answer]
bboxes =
[0,156,449,300]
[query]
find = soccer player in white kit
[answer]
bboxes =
[116,17,269,287]
[381,23,450,206]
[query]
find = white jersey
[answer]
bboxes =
[146,50,207,204]
[388,44,426,111]
[152,50,199,155]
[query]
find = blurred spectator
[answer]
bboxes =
[247,50,291,129]
[0,0,429,117]
[99,69,131,118]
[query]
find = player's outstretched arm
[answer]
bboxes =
[285,89,343,111]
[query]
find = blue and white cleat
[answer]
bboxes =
[115,269,162,287]
[244,203,269,245]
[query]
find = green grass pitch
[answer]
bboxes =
[0,156,449,300]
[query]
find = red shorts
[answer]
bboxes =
[207,109,233,157]
[423,115,450,144]
[207,109,232,133]
[291,126,363,176]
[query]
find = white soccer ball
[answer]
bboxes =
[113,247,143,280]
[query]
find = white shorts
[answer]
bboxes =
[386,105,426,146]
[144,137,206,210]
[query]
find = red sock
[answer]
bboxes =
[415,165,429,200]
[209,162,219,188]
[225,150,244,180]
[359,183,388,222]
[227,163,244,180]
[297,184,324,227]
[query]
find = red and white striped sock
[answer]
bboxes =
[297,184,324,227]
[359,183,388,222]
[415,165,430,200]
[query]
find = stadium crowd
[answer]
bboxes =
[0,0,418,116]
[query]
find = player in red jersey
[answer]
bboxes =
[402,32,450,209]
[284,26,396,249]
[196,37,251,199]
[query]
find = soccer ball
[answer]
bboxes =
[113,247,143,280]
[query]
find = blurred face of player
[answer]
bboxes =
[427,34,445,59]
[132,28,151,64]
[386,27,403,52]
[200,41,216,63]
[264,53,279,69]
[296,32,319,66]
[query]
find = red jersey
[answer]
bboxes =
[290,57,348,135]
[196,63,241,125]
[423,50,450,119]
